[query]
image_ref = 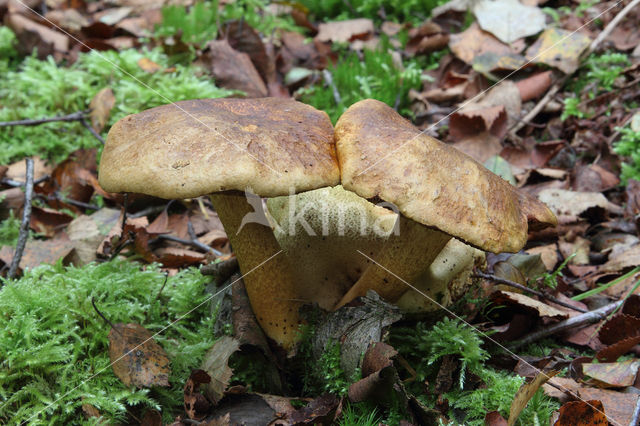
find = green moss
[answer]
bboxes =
[156,0,300,48]
[0,213,22,248]
[0,260,216,424]
[614,125,640,184]
[0,40,232,164]
[299,46,424,123]
[446,368,559,426]
[299,0,448,23]
[392,317,489,390]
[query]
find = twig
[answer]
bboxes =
[188,220,221,255]
[630,394,640,426]
[509,300,622,349]
[509,78,565,135]
[80,118,105,144]
[474,272,588,313]
[8,158,34,279]
[201,256,239,283]
[153,234,223,256]
[0,111,88,127]
[40,192,100,211]
[322,69,342,105]
[510,0,640,136]
[91,296,122,336]
[129,204,170,219]
[1,175,50,188]
[588,0,640,54]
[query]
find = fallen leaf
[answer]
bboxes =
[108,323,170,388]
[491,290,569,320]
[537,189,610,221]
[600,243,640,273]
[486,411,508,426]
[289,394,341,425]
[137,57,162,73]
[156,247,206,267]
[89,87,116,132]
[204,39,267,98]
[525,28,591,74]
[184,369,212,421]
[66,208,121,265]
[6,156,51,182]
[6,13,69,57]
[315,18,374,43]
[30,206,74,237]
[526,244,558,270]
[516,71,553,102]
[405,21,449,55]
[554,400,608,426]
[201,336,240,404]
[449,23,527,73]
[508,370,558,426]
[449,104,507,140]
[473,0,546,43]
[583,359,640,388]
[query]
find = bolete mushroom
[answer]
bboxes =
[334,99,557,309]
[98,97,339,350]
[266,185,397,310]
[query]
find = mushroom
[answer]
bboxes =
[98,97,339,350]
[396,239,485,313]
[266,185,397,310]
[333,99,557,309]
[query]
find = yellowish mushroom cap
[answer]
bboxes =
[99,97,339,198]
[335,99,557,254]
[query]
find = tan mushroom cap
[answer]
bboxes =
[335,99,557,253]
[99,97,339,198]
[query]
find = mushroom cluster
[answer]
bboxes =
[98,97,557,350]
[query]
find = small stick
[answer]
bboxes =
[153,234,223,257]
[8,158,34,279]
[322,69,342,105]
[80,118,105,144]
[188,220,221,255]
[510,0,640,137]
[588,0,640,54]
[474,272,587,313]
[509,300,622,349]
[91,296,122,336]
[41,192,100,211]
[0,111,88,127]
[1,175,50,188]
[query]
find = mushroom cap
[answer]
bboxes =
[335,99,557,253]
[99,98,339,199]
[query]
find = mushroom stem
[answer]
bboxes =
[334,215,451,309]
[210,193,302,350]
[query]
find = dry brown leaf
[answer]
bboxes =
[508,370,558,426]
[554,400,608,426]
[6,13,69,57]
[89,88,116,132]
[6,156,51,182]
[137,57,162,73]
[204,40,267,98]
[448,23,515,65]
[201,336,240,404]
[525,28,591,74]
[583,359,640,388]
[0,237,74,272]
[315,18,374,43]
[108,323,170,388]
[491,290,569,320]
[516,71,552,102]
